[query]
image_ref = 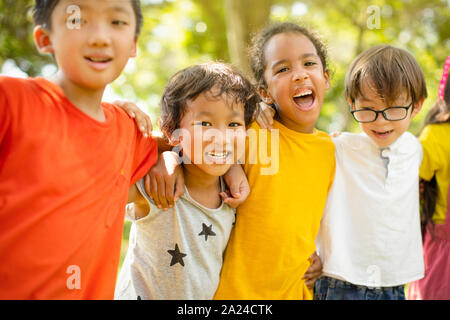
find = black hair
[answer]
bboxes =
[32,0,143,36]
[249,22,328,89]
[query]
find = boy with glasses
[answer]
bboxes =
[313,45,427,300]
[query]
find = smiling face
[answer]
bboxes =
[35,0,137,91]
[353,82,423,148]
[260,32,330,133]
[174,89,247,177]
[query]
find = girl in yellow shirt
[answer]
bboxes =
[408,58,450,300]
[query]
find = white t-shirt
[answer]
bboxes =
[316,131,424,287]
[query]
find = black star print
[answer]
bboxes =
[198,223,216,241]
[167,243,187,267]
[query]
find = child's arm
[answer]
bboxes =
[256,102,276,130]
[145,153,250,210]
[302,252,323,289]
[127,184,150,220]
[144,151,185,210]
[221,164,250,208]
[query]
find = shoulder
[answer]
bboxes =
[0,76,39,95]
[102,102,132,121]
[421,123,450,141]
[311,129,335,151]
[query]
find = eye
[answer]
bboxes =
[200,121,212,127]
[275,67,288,74]
[305,61,317,67]
[112,20,128,26]
[68,18,85,25]
[229,122,244,128]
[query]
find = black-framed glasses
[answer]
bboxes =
[351,102,413,123]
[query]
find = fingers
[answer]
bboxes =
[262,107,274,128]
[135,112,151,139]
[114,100,152,138]
[149,174,158,205]
[173,173,185,202]
[330,132,342,138]
[220,191,240,209]
[155,174,169,210]
[164,173,175,208]
[257,102,275,130]
[144,174,152,199]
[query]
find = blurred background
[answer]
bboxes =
[1,0,449,135]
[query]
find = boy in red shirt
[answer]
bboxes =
[0,0,157,299]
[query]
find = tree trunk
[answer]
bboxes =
[224,0,272,78]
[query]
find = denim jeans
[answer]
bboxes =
[314,276,405,300]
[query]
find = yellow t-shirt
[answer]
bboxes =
[419,123,450,225]
[214,121,335,300]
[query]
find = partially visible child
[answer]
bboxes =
[0,0,158,299]
[115,62,259,299]
[408,57,450,300]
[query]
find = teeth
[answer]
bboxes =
[88,57,110,62]
[294,90,312,98]
[206,152,228,158]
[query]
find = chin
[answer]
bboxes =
[200,164,232,177]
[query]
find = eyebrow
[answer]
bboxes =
[196,110,244,117]
[67,3,133,15]
[270,53,319,70]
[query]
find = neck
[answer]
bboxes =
[52,72,106,122]
[183,164,221,191]
[275,114,315,133]
[182,164,222,209]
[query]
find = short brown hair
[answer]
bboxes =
[160,62,260,136]
[249,22,328,89]
[345,45,427,106]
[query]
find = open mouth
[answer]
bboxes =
[293,89,316,111]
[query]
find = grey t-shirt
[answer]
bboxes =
[115,178,236,300]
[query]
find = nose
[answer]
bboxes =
[374,111,389,124]
[87,21,112,47]
[293,65,308,82]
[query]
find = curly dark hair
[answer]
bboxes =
[33,0,143,36]
[160,62,260,137]
[249,22,329,89]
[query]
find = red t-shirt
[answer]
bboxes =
[0,77,157,299]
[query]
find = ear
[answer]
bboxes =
[130,37,138,58]
[34,26,54,54]
[257,87,275,105]
[411,97,425,117]
[324,69,331,90]
[347,98,355,111]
